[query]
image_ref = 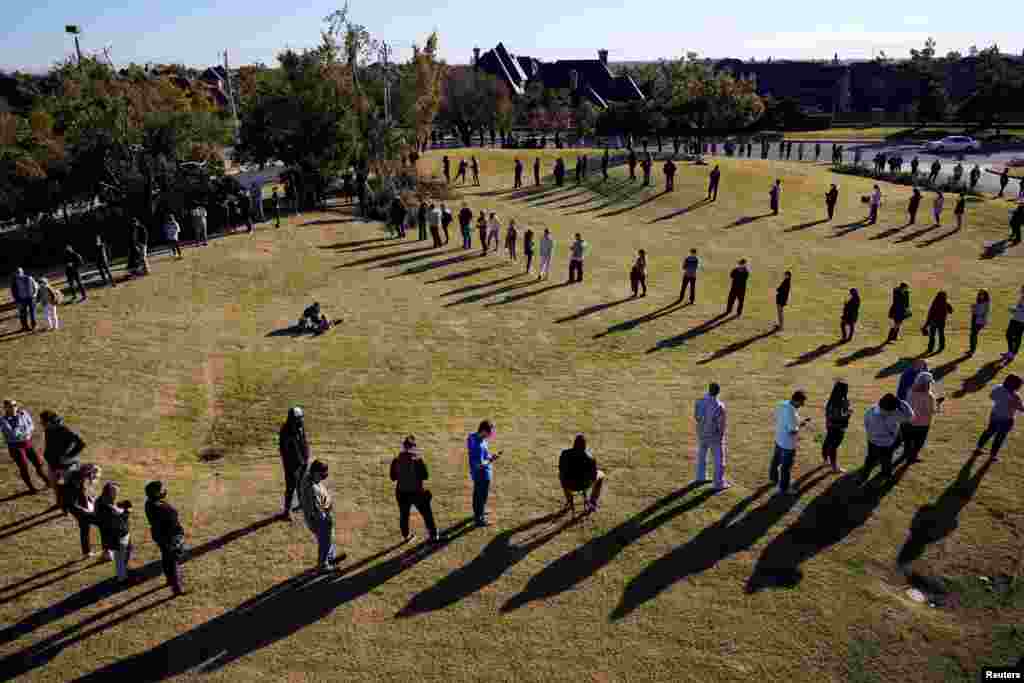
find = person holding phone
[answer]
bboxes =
[771,390,809,496]
[903,372,943,463]
[467,420,500,526]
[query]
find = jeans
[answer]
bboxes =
[977,417,1013,457]
[283,463,307,515]
[397,489,437,538]
[695,437,727,487]
[902,424,931,461]
[314,517,337,568]
[769,445,795,493]
[113,539,132,579]
[15,297,36,329]
[927,322,946,353]
[158,544,183,593]
[969,319,983,353]
[726,288,746,315]
[569,259,583,283]
[539,253,552,278]
[71,509,93,555]
[96,260,115,286]
[860,441,896,482]
[680,275,696,302]
[7,443,48,490]
[1007,320,1024,356]
[472,476,491,522]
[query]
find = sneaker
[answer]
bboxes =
[475,518,490,527]
[692,478,712,485]
[713,481,733,491]
[402,533,417,544]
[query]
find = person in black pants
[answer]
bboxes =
[1009,203,1024,244]
[94,234,116,287]
[822,381,851,473]
[64,245,88,301]
[775,271,792,330]
[514,158,523,189]
[390,436,438,543]
[907,188,922,225]
[458,204,473,249]
[924,291,953,354]
[64,464,100,558]
[533,157,541,186]
[825,184,838,220]
[417,201,428,241]
[41,410,86,512]
[725,259,750,316]
[841,288,860,342]
[279,406,310,520]
[708,165,720,201]
[441,204,453,245]
[145,480,185,595]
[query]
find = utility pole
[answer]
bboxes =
[380,42,392,124]
[222,50,240,143]
[65,25,83,65]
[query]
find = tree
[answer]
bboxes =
[437,68,506,145]
[660,55,764,143]
[403,32,443,150]
[957,45,1024,132]
[902,37,950,124]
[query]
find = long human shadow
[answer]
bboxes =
[595,189,667,219]
[869,222,912,240]
[555,296,635,323]
[443,279,536,307]
[397,512,576,617]
[646,313,732,353]
[952,360,1003,398]
[0,508,56,534]
[697,328,778,365]
[835,343,888,367]
[335,244,437,268]
[875,356,915,379]
[612,472,830,621]
[594,301,690,339]
[483,281,572,307]
[724,213,774,229]
[784,218,829,232]
[318,237,393,250]
[828,219,871,238]
[0,562,92,608]
[552,180,631,210]
[529,187,593,208]
[980,239,1013,260]
[0,491,34,505]
[916,227,960,247]
[440,272,524,297]
[650,199,710,223]
[896,451,994,568]
[372,247,461,271]
[0,560,80,595]
[0,515,280,647]
[71,519,476,682]
[0,513,61,543]
[745,465,910,592]
[565,182,646,216]
[426,263,508,285]
[894,224,940,243]
[501,483,716,613]
[786,341,844,367]
[0,587,173,681]
[383,252,480,277]
[330,239,407,254]
[929,352,971,382]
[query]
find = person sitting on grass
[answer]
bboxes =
[299,303,335,334]
[559,434,606,515]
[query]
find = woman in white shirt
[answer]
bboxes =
[487,213,501,253]
[969,289,990,355]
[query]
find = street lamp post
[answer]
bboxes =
[380,42,392,124]
[65,25,83,65]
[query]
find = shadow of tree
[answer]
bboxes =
[501,484,715,613]
[746,466,909,592]
[646,314,731,352]
[697,328,777,365]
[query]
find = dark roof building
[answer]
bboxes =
[474,43,644,108]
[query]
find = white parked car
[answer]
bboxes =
[923,136,981,153]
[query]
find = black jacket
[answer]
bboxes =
[146,499,184,548]
[776,278,791,306]
[842,296,860,323]
[559,447,598,492]
[729,267,749,292]
[279,419,310,472]
[95,500,131,550]
[43,422,86,469]
[390,451,429,494]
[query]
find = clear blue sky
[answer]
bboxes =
[2,0,1019,73]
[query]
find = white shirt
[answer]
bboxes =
[429,208,442,227]
[774,400,801,450]
[488,217,501,235]
[539,236,554,257]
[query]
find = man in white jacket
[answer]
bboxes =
[538,229,554,280]
[693,383,730,490]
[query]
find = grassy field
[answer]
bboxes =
[1,148,1022,683]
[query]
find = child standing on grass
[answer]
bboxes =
[36,277,61,331]
[95,482,133,582]
[969,290,990,355]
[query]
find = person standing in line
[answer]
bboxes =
[164,213,183,258]
[1003,286,1024,363]
[94,482,133,582]
[868,185,882,224]
[270,189,282,229]
[559,434,607,513]
[841,288,861,343]
[471,156,480,186]
[279,406,310,520]
[641,155,652,186]
[455,158,468,184]
[769,179,781,215]
[910,156,920,177]
[932,191,945,226]
[300,460,344,571]
[514,158,524,189]
[40,410,85,511]
[2,399,49,493]
[554,158,566,186]
[725,259,750,317]
[64,244,88,301]
[775,271,792,330]
[132,218,150,275]
[975,374,1024,461]
[145,481,186,595]
[953,193,967,230]
[630,249,647,297]
[601,148,609,181]
[929,159,941,184]
[628,149,638,181]
[952,162,964,187]
[428,203,443,248]
[487,212,501,253]
[903,372,944,464]
[797,142,804,161]
[467,420,500,527]
[94,234,116,287]
[538,229,554,281]
[825,184,839,220]
[458,203,473,250]
[997,168,1009,197]
[388,197,405,239]
[64,464,100,559]
[251,185,264,223]
[568,233,587,284]
[37,278,61,331]
[907,188,922,225]
[924,291,953,354]
[969,164,981,191]
[417,201,428,241]
[190,204,208,245]
[663,158,676,192]
[238,193,254,234]
[505,220,518,261]
[477,211,489,255]
[822,381,851,474]
[523,228,535,274]
[693,383,731,490]
[390,436,439,543]
[897,359,928,403]
[533,157,541,186]
[442,155,451,185]
[969,290,991,355]
[1009,203,1024,244]
[708,165,721,201]
[679,249,699,304]
[441,203,453,245]
[10,268,39,332]
[886,282,911,343]
[860,393,914,484]
[814,142,821,161]
[771,390,808,496]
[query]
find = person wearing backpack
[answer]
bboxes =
[390,435,439,544]
[559,434,606,514]
[36,277,62,331]
[64,244,88,301]
[94,482,133,582]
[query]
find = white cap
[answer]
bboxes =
[291,406,303,418]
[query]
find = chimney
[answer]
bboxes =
[598,49,608,65]
[473,47,481,66]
